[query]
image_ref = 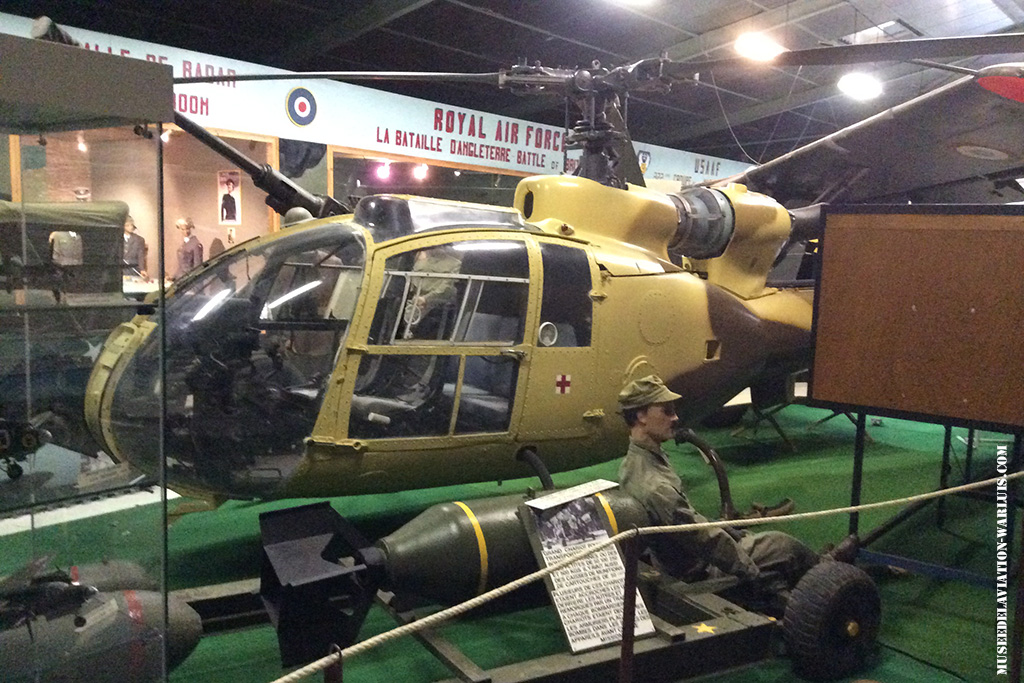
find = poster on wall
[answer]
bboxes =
[218,170,241,226]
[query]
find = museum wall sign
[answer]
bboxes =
[0,11,750,184]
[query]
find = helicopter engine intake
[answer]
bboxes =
[667,186,735,260]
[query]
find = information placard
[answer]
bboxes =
[522,483,655,653]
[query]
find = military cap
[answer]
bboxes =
[617,374,682,410]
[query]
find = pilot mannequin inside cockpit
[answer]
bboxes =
[402,245,462,340]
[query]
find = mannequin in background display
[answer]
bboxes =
[123,215,148,278]
[175,217,204,279]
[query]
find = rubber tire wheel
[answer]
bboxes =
[783,561,881,681]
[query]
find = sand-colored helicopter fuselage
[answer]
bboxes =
[85,175,813,501]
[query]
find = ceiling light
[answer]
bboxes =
[453,170,461,177]
[734,32,786,61]
[837,72,883,101]
[76,131,87,153]
[413,164,429,181]
[160,130,171,143]
[375,162,391,180]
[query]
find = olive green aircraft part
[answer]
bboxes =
[376,490,650,605]
[0,590,201,682]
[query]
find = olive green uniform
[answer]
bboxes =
[618,439,818,585]
[410,248,461,312]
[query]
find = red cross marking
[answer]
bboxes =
[555,374,572,394]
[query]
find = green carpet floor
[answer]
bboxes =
[3,404,1014,682]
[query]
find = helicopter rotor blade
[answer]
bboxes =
[168,31,1024,191]
[651,32,1024,82]
[175,70,505,85]
[175,33,1024,93]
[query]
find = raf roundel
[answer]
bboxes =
[286,87,317,126]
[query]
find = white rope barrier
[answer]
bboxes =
[269,469,1024,683]
[644,469,1024,536]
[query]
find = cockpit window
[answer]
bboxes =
[351,238,529,439]
[353,195,535,241]
[107,223,367,498]
[538,242,592,347]
[259,244,363,323]
[368,240,529,345]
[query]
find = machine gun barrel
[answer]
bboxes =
[173,113,348,218]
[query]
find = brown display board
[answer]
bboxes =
[810,206,1024,430]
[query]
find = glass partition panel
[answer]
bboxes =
[162,129,274,274]
[2,127,159,508]
[0,121,195,681]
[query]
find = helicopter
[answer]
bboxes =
[80,33,1024,504]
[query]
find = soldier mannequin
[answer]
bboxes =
[174,217,204,279]
[617,374,823,587]
[123,215,147,278]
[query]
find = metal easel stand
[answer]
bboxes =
[730,403,795,451]
[850,422,1020,587]
[806,410,874,442]
[845,417,1024,681]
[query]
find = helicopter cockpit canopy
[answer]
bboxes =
[96,195,551,499]
[106,222,367,498]
[353,195,536,241]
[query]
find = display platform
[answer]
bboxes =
[1,405,999,683]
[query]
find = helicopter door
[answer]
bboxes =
[515,241,598,440]
[346,238,531,440]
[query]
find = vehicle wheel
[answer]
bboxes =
[6,461,23,480]
[783,561,880,681]
[36,410,97,456]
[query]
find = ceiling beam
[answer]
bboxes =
[991,0,1024,24]
[647,0,847,62]
[671,81,840,142]
[669,62,959,145]
[276,0,437,68]
[447,0,632,63]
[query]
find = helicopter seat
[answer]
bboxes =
[349,352,452,434]
[552,323,577,347]
[349,393,421,425]
[444,349,516,431]
[460,312,519,344]
[448,383,509,425]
